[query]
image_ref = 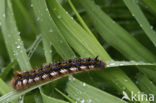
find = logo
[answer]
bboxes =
[122,91,154,102]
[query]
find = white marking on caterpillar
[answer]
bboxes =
[89,65,94,69]
[70,67,77,71]
[23,79,27,85]
[34,77,40,81]
[28,79,33,83]
[42,74,48,79]
[80,66,87,69]
[50,72,58,76]
[60,69,68,73]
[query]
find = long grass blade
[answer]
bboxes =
[31,0,75,60]
[66,77,126,103]
[123,0,156,47]
[0,0,31,70]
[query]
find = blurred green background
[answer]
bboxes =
[0,0,156,103]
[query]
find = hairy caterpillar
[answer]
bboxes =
[11,57,106,90]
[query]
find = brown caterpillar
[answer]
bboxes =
[10,57,106,90]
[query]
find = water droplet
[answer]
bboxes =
[50,42,52,46]
[119,63,124,66]
[66,12,68,14]
[71,17,74,20]
[68,76,75,81]
[17,45,21,48]
[150,26,153,29]
[82,82,86,86]
[109,62,115,66]
[36,17,40,21]
[2,13,6,18]
[17,32,21,35]
[57,15,61,19]
[129,60,135,63]
[140,24,143,27]
[13,51,18,56]
[45,8,48,11]
[87,99,92,103]
[76,97,80,101]
[124,79,128,82]
[80,99,85,103]
[30,4,33,7]
[49,29,53,32]
[132,14,135,17]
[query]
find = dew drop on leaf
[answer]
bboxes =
[2,13,6,18]
[36,17,40,21]
[80,99,85,103]
[57,15,61,19]
[45,8,48,11]
[49,29,53,32]
[30,4,33,7]
[82,82,86,86]
[150,26,153,29]
[71,17,74,20]
[17,32,21,35]
[17,45,21,49]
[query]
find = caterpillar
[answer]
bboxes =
[10,57,106,90]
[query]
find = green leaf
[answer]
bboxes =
[0,79,11,95]
[106,60,156,69]
[0,60,17,80]
[47,0,111,60]
[98,69,150,103]
[142,0,156,16]
[41,36,52,63]
[0,79,17,103]
[40,88,68,103]
[0,1,155,103]
[31,0,76,60]
[34,90,43,103]
[123,0,156,47]
[55,88,75,103]
[78,0,156,62]
[0,0,14,60]
[47,0,150,102]
[0,0,31,70]
[67,0,93,37]
[66,76,126,103]
[0,35,41,80]
[136,73,156,97]
[78,0,156,82]
[31,0,52,63]
[27,35,42,58]
[13,0,38,35]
